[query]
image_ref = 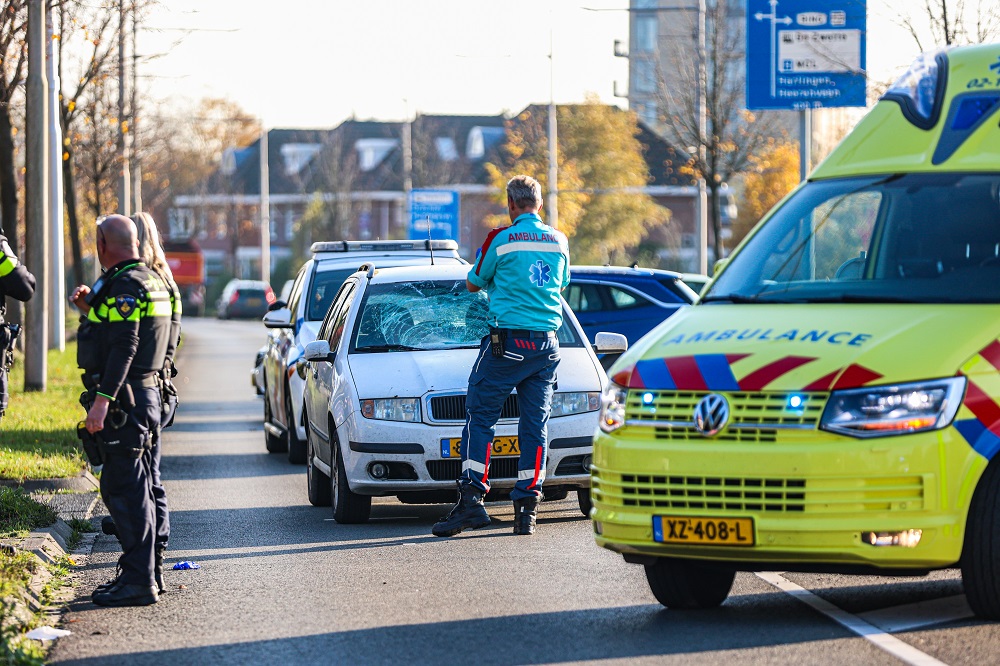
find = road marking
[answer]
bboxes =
[858,595,973,633]
[756,572,949,666]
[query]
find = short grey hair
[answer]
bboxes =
[506,175,542,209]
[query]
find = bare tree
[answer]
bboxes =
[896,0,1000,50]
[0,1,26,322]
[654,2,783,261]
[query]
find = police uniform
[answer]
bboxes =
[432,212,570,537]
[78,259,172,603]
[0,234,35,419]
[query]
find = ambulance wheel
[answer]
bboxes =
[263,391,286,453]
[644,557,735,609]
[286,391,306,464]
[577,488,592,517]
[331,434,371,524]
[961,461,1000,619]
[305,417,331,507]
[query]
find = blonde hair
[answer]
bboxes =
[132,212,174,282]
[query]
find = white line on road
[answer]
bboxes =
[756,572,950,666]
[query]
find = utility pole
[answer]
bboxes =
[47,6,64,351]
[547,23,559,229]
[696,0,708,274]
[259,126,269,284]
[25,0,49,390]
[131,1,142,213]
[117,0,130,215]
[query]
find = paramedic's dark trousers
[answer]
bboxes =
[459,332,559,501]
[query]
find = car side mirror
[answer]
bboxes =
[267,299,287,312]
[303,339,333,363]
[593,332,628,354]
[263,308,293,329]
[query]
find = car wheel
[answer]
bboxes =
[577,488,592,517]
[330,433,371,524]
[644,558,735,609]
[286,391,307,464]
[305,415,331,507]
[961,461,1000,619]
[263,391,287,453]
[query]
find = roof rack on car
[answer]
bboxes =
[310,239,458,254]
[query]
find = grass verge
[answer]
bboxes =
[0,490,70,666]
[0,343,86,481]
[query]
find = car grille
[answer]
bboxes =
[592,472,925,514]
[427,458,520,481]
[626,391,827,443]
[429,394,520,422]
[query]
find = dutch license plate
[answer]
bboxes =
[652,515,755,546]
[441,436,520,458]
[245,297,262,307]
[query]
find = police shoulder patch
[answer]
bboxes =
[115,294,137,317]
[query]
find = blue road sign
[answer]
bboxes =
[408,189,460,242]
[747,0,867,110]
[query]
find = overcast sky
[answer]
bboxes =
[137,0,939,129]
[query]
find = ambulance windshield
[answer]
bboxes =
[704,173,1000,304]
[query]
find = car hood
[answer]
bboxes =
[611,304,1000,392]
[348,346,604,398]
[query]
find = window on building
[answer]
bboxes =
[435,137,458,161]
[635,0,657,8]
[640,104,658,126]
[285,209,295,242]
[634,59,657,93]
[636,16,657,52]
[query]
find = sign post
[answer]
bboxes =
[746,0,867,178]
[408,189,460,242]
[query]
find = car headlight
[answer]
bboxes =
[598,382,628,433]
[361,398,421,422]
[820,377,966,438]
[550,392,601,418]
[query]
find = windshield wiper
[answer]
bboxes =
[354,344,422,352]
[699,293,762,304]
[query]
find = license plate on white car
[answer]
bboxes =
[441,436,520,458]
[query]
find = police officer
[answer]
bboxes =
[0,232,35,422]
[72,214,172,607]
[432,175,570,537]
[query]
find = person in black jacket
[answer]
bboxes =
[0,233,36,421]
[70,215,172,607]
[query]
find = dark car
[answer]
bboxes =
[217,279,275,319]
[565,266,696,346]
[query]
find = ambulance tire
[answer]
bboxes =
[961,461,1000,620]
[305,416,331,507]
[644,557,735,609]
[263,390,287,453]
[331,433,371,524]
[286,391,306,464]
[577,488,593,517]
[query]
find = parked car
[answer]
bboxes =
[217,279,275,319]
[251,280,294,395]
[300,263,627,524]
[565,266,696,346]
[592,44,1000,619]
[261,240,466,463]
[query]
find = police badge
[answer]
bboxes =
[115,294,137,318]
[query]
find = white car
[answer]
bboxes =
[301,263,627,524]
[261,240,465,463]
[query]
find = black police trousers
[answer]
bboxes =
[99,385,162,587]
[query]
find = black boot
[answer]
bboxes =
[513,496,540,535]
[94,561,123,594]
[92,581,158,607]
[432,481,491,537]
[154,545,166,594]
[101,516,118,538]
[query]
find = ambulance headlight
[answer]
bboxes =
[599,382,628,433]
[820,377,966,438]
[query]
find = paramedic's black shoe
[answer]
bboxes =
[154,545,166,594]
[513,496,539,535]
[101,516,117,537]
[92,582,158,607]
[432,481,490,537]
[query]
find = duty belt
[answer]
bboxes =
[501,329,557,340]
[128,374,159,389]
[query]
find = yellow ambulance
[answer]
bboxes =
[592,43,1000,619]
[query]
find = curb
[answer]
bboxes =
[0,469,100,494]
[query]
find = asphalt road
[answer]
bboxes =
[49,318,999,665]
